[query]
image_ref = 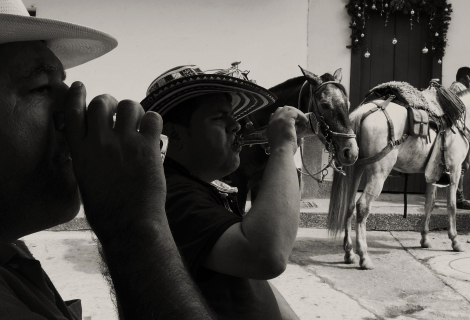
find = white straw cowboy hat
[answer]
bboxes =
[141,65,277,121]
[0,0,117,69]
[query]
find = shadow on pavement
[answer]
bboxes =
[61,238,101,275]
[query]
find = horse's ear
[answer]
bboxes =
[333,68,342,83]
[298,65,321,86]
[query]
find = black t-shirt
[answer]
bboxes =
[164,158,282,320]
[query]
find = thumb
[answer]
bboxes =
[64,81,87,150]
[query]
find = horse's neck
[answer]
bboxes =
[249,77,306,127]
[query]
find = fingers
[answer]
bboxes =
[87,94,119,136]
[272,106,309,124]
[64,81,87,149]
[140,111,163,143]
[114,100,145,133]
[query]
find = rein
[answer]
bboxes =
[297,80,356,182]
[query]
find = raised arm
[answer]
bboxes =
[203,106,306,279]
[64,82,214,319]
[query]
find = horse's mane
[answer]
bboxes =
[268,72,335,92]
[268,76,305,92]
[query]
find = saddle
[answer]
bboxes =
[363,81,450,139]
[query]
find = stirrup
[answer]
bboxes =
[433,170,451,188]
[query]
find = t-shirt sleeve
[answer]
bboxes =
[165,181,242,279]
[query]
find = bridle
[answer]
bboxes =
[297,80,356,182]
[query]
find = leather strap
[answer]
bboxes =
[356,95,408,166]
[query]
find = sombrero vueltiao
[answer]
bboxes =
[0,0,117,69]
[141,65,277,121]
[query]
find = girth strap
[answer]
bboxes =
[356,96,408,166]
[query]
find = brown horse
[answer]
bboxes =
[328,86,470,270]
[228,67,359,211]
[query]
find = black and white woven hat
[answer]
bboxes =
[141,65,277,121]
[0,0,117,69]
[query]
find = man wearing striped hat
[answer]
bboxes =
[449,67,470,210]
[142,65,305,319]
[0,1,214,319]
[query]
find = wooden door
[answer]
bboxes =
[349,11,442,193]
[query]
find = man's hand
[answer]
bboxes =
[266,106,308,155]
[64,81,166,243]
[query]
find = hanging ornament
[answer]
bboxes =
[355,38,359,43]
[438,59,442,64]
[355,4,358,7]
[435,32,439,37]
[392,37,397,44]
[411,10,415,15]
[364,3,367,7]
[385,3,388,8]
[361,33,365,37]
[422,47,428,54]
[445,8,448,12]
[372,4,377,10]
[358,13,361,17]
[364,51,370,58]
[432,46,435,50]
[358,6,361,10]
[353,21,356,26]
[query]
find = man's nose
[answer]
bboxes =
[228,118,241,133]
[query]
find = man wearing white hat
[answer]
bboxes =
[0,0,213,319]
[142,65,304,319]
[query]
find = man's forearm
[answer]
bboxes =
[100,219,214,320]
[243,146,300,260]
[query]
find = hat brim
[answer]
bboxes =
[141,74,277,121]
[0,14,118,69]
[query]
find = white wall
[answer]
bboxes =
[307,0,351,93]
[442,0,470,87]
[23,0,308,103]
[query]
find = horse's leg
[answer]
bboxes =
[420,183,436,248]
[356,160,395,270]
[344,166,364,264]
[447,170,465,252]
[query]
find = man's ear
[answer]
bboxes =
[163,122,186,150]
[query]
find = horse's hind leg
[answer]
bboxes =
[344,166,364,264]
[447,171,465,252]
[421,183,436,248]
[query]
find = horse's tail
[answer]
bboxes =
[327,163,355,236]
[327,104,368,236]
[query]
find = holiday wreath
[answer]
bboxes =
[346,0,452,59]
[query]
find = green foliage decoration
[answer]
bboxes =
[346,0,452,59]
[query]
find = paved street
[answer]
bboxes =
[23,229,470,320]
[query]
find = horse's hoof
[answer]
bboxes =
[452,242,465,252]
[344,252,357,264]
[360,257,374,270]
[420,238,432,249]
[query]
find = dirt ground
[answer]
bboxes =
[23,228,470,320]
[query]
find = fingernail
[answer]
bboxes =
[71,81,82,88]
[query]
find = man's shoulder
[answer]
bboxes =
[449,81,466,94]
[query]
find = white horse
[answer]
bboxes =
[328,87,470,270]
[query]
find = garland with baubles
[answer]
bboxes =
[346,0,452,60]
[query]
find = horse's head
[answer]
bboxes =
[299,66,359,167]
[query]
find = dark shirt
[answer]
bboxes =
[0,240,81,320]
[164,157,282,320]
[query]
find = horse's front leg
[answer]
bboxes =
[356,163,392,270]
[447,171,465,252]
[420,183,436,248]
[344,166,364,264]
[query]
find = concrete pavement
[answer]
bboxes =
[23,228,470,320]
